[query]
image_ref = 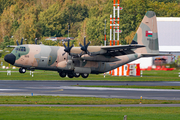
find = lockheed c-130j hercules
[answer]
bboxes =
[4,11,169,78]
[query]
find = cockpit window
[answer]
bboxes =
[15,47,26,52]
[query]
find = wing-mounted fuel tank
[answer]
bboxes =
[81,54,121,62]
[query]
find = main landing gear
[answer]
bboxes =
[58,71,89,78]
[59,72,66,78]
[80,73,89,78]
[19,67,26,73]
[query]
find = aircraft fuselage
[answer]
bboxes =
[4,44,142,78]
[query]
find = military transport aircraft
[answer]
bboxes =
[4,11,168,78]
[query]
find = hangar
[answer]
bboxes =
[131,17,180,68]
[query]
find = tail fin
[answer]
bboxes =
[133,11,159,54]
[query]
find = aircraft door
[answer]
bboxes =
[98,62,106,72]
[38,56,48,68]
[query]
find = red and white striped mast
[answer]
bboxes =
[117,0,120,76]
[109,0,123,75]
[113,0,116,46]
[112,0,116,76]
[117,0,120,45]
[110,15,112,46]
[109,15,112,75]
[104,19,106,46]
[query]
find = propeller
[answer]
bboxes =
[16,40,19,46]
[62,39,74,56]
[79,36,91,56]
[35,38,37,44]
[16,37,24,45]
[20,38,23,45]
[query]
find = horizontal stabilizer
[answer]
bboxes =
[131,40,138,44]
[142,53,172,57]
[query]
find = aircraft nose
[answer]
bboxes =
[4,53,16,65]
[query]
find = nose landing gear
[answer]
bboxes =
[19,67,26,73]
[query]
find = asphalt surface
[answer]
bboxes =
[0,81,180,100]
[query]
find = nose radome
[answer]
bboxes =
[4,53,16,65]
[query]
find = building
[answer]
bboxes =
[45,37,74,42]
[131,17,180,68]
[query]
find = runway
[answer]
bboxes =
[0,80,180,100]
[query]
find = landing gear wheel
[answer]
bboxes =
[81,73,89,78]
[74,73,80,78]
[59,72,66,78]
[19,67,26,73]
[67,73,74,78]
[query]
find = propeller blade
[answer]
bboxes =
[35,38,37,44]
[20,38,23,45]
[84,37,86,46]
[62,52,66,56]
[87,50,91,56]
[79,43,83,48]
[63,40,73,56]
[87,41,91,46]
[63,43,67,48]
[64,47,68,53]
[69,45,74,50]
[16,40,19,46]
[78,52,83,57]
[79,36,91,55]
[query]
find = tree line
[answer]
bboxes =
[0,0,180,50]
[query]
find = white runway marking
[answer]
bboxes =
[0,89,22,91]
[59,86,180,92]
[165,82,180,84]
[25,86,180,92]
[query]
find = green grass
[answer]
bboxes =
[0,96,180,104]
[76,85,180,89]
[0,107,179,120]
[0,68,180,81]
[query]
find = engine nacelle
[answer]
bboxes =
[81,54,120,62]
[56,60,74,70]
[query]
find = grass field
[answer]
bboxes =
[0,68,180,81]
[0,107,179,120]
[0,68,180,120]
[0,96,180,104]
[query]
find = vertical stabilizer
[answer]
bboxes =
[133,11,159,54]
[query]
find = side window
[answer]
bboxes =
[48,56,52,65]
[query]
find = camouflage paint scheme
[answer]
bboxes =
[5,11,161,76]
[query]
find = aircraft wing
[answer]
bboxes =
[101,44,145,51]
[98,44,145,56]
